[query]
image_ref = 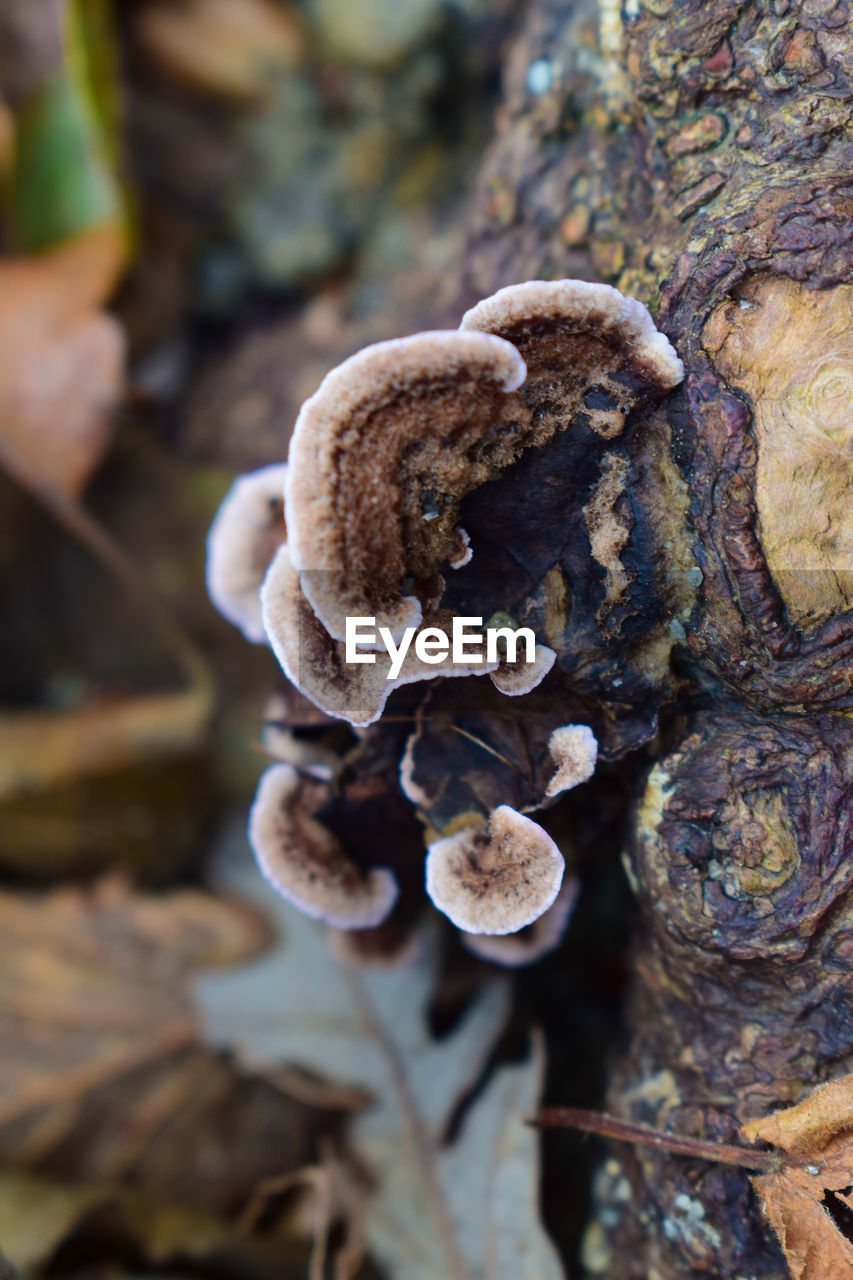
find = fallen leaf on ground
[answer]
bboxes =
[194,848,565,1280]
[0,1170,311,1277]
[0,229,125,498]
[0,691,211,803]
[135,0,304,102]
[240,1139,368,1280]
[742,1073,853,1279]
[0,877,269,1129]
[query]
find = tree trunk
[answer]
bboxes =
[462,1,853,1274]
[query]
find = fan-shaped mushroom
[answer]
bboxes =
[425,806,564,934]
[545,724,599,797]
[285,330,526,643]
[249,763,398,928]
[206,463,288,642]
[261,545,498,726]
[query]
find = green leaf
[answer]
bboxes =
[8,0,124,252]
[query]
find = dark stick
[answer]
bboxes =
[531,1108,782,1173]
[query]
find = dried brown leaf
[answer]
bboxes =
[0,229,125,499]
[0,878,269,1129]
[135,0,304,102]
[742,1074,853,1279]
[0,691,211,803]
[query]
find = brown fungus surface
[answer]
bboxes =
[460,279,683,442]
[285,330,526,643]
[249,763,399,929]
[206,463,288,643]
[490,641,557,696]
[399,678,578,831]
[425,805,564,934]
[210,277,689,960]
[261,544,497,727]
[285,283,683,651]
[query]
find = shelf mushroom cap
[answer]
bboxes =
[426,806,565,935]
[490,643,557,697]
[260,544,498,727]
[206,463,288,642]
[461,876,580,966]
[460,278,684,406]
[249,762,398,929]
[545,724,599,797]
[285,329,526,644]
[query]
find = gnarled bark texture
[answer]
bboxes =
[461,0,853,1274]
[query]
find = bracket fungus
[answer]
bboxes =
[249,763,399,929]
[285,329,527,643]
[260,544,498,727]
[460,875,580,966]
[285,281,682,653]
[205,276,686,959]
[206,463,288,642]
[545,724,599,798]
[425,806,564,934]
[490,641,556,696]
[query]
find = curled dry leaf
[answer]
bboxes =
[0,877,268,1129]
[742,1073,853,1279]
[0,229,125,498]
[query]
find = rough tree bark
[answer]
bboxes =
[460,1,853,1276]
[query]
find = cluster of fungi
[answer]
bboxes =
[209,261,853,1272]
[207,278,685,963]
[208,0,853,1267]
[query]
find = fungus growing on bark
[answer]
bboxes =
[249,762,398,928]
[545,724,598,797]
[460,875,579,966]
[206,463,288,642]
[285,330,526,643]
[260,544,497,726]
[425,806,564,934]
[490,642,556,696]
[206,275,686,946]
[285,282,683,650]
[459,278,684,441]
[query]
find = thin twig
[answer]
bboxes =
[447,724,521,772]
[531,1107,782,1173]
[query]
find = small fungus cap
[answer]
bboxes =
[460,279,684,395]
[425,806,565,935]
[461,876,579,967]
[206,463,288,643]
[249,762,398,929]
[545,724,599,797]
[285,330,526,643]
[490,643,556,697]
[261,543,498,727]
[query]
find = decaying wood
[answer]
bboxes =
[459,0,853,1274]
